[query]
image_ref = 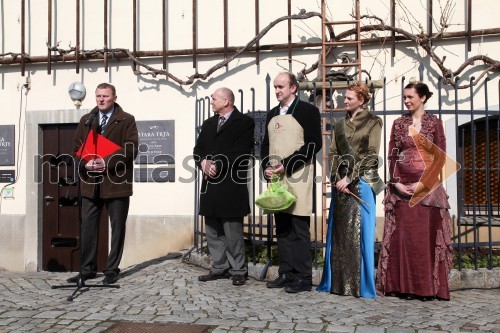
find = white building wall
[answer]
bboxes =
[0,0,499,271]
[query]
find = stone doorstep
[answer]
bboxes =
[188,252,500,291]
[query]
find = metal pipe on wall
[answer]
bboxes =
[21,0,25,76]
[255,0,260,65]
[76,0,80,73]
[467,0,472,52]
[3,28,500,67]
[162,0,167,70]
[192,0,197,69]
[427,0,433,45]
[48,0,52,74]
[224,0,228,68]
[391,0,395,58]
[287,0,291,68]
[104,0,108,72]
[133,0,137,71]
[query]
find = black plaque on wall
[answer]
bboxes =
[135,120,175,165]
[0,125,15,166]
[0,170,15,183]
[134,120,175,183]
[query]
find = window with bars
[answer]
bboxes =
[459,116,500,216]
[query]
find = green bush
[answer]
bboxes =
[245,243,280,265]
[241,241,500,270]
[453,248,500,269]
[244,241,325,267]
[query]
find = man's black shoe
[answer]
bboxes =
[103,274,119,285]
[266,273,295,288]
[66,273,96,283]
[284,279,312,293]
[232,274,246,286]
[198,271,230,282]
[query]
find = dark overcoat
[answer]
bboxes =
[73,103,139,199]
[193,108,255,218]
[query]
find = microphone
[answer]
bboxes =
[84,111,98,127]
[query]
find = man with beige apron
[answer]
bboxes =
[260,72,322,293]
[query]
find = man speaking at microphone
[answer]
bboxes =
[67,83,138,285]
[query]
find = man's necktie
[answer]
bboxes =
[217,116,226,132]
[98,114,108,134]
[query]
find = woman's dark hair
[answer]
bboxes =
[404,81,433,104]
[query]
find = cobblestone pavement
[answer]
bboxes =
[1,256,500,333]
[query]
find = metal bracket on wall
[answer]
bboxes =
[3,187,14,199]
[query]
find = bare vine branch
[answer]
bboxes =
[41,10,327,85]
[298,13,500,89]
[0,52,27,59]
[4,9,496,89]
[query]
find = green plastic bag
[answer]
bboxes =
[256,174,296,213]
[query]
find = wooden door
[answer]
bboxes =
[41,124,108,272]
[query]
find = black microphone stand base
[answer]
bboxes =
[51,277,120,301]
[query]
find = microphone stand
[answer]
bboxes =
[51,111,120,301]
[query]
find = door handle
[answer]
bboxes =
[44,196,54,200]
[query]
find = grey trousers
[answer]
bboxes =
[204,216,247,276]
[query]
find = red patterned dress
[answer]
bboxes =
[376,112,453,300]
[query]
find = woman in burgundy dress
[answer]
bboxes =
[376,82,453,301]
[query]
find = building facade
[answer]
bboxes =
[0,0,499,272]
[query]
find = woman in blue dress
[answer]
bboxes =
[317,82,384,298]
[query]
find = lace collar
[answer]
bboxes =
[393,112,437,149]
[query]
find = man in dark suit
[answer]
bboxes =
[193,87,255,286]
[67,83,138,285]
[260,72,322,293]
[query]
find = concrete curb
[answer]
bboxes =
[188,252,500,290]
[449,267,500,290]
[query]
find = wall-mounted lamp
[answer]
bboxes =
[68,82,86,107]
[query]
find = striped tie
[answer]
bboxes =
[217,116,226,132]
[98,114,108,134]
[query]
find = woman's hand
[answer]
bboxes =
[393,182,424,196]
[335,176,351,194]
[393,182,412,196]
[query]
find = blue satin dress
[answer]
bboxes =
[317,179,377,298]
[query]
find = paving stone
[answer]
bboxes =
[211,329,229,333]
[240,320,268,329]
[293,323,325,331]
[324,324,355,332]
[31,311,63,320]
[386,327,415,333]
[355,325,385,333]
[268,322,295,330]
